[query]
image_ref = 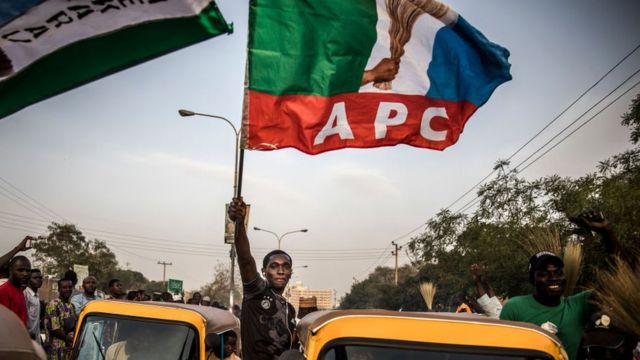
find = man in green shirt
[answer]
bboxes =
[500,211,622,360]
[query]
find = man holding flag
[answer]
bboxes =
[228,197,297,359]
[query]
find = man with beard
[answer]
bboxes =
[25,268,44,342]
[500,211,622,360]
[228,197,297,359]
[70,276,104,312]
[0,255,31,326]
[45,278,77,360]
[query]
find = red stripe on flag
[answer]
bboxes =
[244,91,478,155]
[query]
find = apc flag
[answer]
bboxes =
[243,0,511,154]
[0,0,232,119]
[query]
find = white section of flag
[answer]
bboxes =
[0,0,210,78]
[359,0,444,96]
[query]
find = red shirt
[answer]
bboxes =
[0,280,27,326]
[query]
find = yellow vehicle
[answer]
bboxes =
[71,300,239,360]
[291,309,568,360]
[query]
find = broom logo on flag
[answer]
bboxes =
[363,0,450,91]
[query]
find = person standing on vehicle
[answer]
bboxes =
[45,278,77,360]
[0,255,30,326]
[25,268,44,343]
[228,197,297,360]
[500,211,623,360]
[70,276,104,312]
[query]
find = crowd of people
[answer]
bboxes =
[1,200,638,360]
[0,236,244,359]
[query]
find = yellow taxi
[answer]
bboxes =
[71,300,239,360]
[290,309,568,360]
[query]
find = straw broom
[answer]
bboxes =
[594,255,640,335]
[419,282,436,311]
[562,239,582,296]
[519,226,562,256]
[377,0,450,90]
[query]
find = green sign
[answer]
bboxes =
[167,279,183,295]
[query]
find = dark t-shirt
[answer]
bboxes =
[241,274,296,360]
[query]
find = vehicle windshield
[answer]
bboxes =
[322,344,552,360]
[74,315,198,360]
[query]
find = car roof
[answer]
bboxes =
[297,309,563,349]
[80,300,239,335]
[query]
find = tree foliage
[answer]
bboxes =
[198,262,242,307]
[32,223,118,287]
[341,93,640,310]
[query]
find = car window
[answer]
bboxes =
[323,344,552,360]
[75,315,198,360]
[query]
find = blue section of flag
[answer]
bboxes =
[426,15,511,106]
[0,0,44,27]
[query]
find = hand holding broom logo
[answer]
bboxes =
[362,0,450,90]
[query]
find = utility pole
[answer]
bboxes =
[391,241,402,285]
[157,261,172,289]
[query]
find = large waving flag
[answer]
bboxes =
[0,0,232,119]
[243,0,511,155]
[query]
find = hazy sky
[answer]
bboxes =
[1,0,639,300]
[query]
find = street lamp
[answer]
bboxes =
[178,109,243,197]
[253,227,308,250]
[179,109,244,308]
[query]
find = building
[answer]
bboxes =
[286,281,334,311]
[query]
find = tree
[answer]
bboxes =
[32,223,118,287]
[198,262,242,307]
[339,265,417,310]
[341,94,640,310]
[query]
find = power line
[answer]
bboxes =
[512,68,640,171]
[442,43,640,212]
[0,176,67,221]
[517,78,640,173]
[451,73,640,216]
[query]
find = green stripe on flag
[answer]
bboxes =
[0,2,231,119]
[248,0,377,97]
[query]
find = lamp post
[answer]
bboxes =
[179,109,244,308]
[253,227,308,250]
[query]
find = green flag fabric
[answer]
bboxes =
[0,0,232,119]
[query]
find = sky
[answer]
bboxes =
[1,0,640,301]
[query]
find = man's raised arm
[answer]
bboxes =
[228,197,258,283]
[0,236,33,270]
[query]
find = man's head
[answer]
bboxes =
[82,276,97,296]
[58,278,74,302]
[529,251,566,299]
[29,269,43,291]
[8,255,31,288]
[108,278,124,297]
[262,250,293,291]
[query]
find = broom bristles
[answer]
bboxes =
[562,239,582,296]
[519,226,562,256]
[377,0,449,90]
[419,282,436,310]
[594,256,640,335]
